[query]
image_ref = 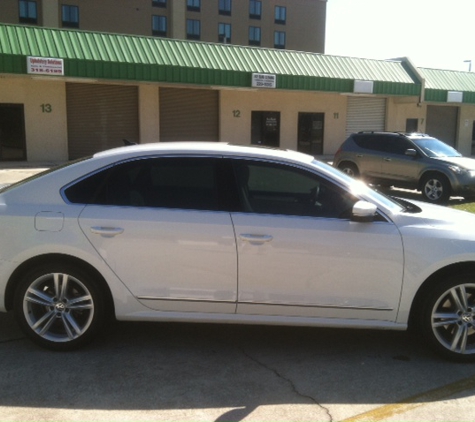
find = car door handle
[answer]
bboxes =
[90,227,124,237]
[239,234,273,244]
[383,157,392,162]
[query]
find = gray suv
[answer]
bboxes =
[333,132,475,203]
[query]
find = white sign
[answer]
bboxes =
[252,73,276,89]
[27,56,64,76]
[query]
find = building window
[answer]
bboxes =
[187,19,201,40]
[187,0,200,12]
[62,5,79,28]
[274,31,285,49]
[249,0,261,19]
[219,0,232,16]
[218,23,231,43]
[19,0,37,24]
[275,6,286,24]
[152,15,167,37]
[249,26,261,46]
[152,0,166,7]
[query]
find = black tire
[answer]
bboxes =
[338,162,359,178]
[420,173,451,204]
[419,274,475,362]
[13,263,106,351]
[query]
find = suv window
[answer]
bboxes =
[233,160,357,219]
[352,133,414,155]
[352,134,386,152]
[64,157,239,211]
[383,136,414,155]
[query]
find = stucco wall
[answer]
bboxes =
[386,97,426,133]
[139,84,160,144]
[219,89,347,155]
[0,76,68,162]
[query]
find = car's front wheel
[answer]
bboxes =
[420,173,450,203]
[420,275,475,362]
[14,263,106,351]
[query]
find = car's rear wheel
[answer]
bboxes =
[14,263,106,351]
[420,275,475,362]
[420,173,450,203]
[338,162,359,178]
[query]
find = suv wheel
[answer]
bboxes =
[338,162,359,178]
[420,173,450,203]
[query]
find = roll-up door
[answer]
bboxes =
[346,97,386,137]
[66,83,139,159]
[159,88,219,142]
[426,105,458,147]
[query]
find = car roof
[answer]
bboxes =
[92,142,315,165]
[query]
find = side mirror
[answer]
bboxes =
[405,148,417,157]
[351,200,378,222]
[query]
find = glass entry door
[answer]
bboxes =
[298,112,324,155]
[251,111,280,147]
[0,104,26,161]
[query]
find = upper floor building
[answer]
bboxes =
[0,0,327,53]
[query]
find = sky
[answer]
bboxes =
[325,0,475,71]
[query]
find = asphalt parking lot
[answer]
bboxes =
[2,312,475,422]
[1,165,475,421]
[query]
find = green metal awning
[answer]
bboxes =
[0,23,421,96]
[419,68,475,103]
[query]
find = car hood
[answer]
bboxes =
[432,156,475,170]
[392,199,475,236]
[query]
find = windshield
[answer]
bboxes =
[412,137,461,158]
[311,159,405,213]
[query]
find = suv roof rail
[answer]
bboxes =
[355,131,430,137]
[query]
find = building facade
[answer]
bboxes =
[2,24,475,164]
[0,0,327,53]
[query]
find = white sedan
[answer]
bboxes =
[1,143,475,361]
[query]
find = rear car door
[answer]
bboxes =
[351,134,384,178]
[66,156,238,314]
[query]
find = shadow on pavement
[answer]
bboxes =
[1,310,475,421]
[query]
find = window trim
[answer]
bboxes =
[219,0,232,16]
[274,31,286,49]
[152,0,167,8]
[218,23,232,44]
[249,26,261,46]
[61,4,79,29]
[249,0,262,19]
[275,5,287,25]
[152,15,167,37]
[186,19,201,40]
[187,0,201,12]
[19,0,38,24]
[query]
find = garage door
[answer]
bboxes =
[66,83,139,159]
[426,105,458,147]
[159,88,219,142]
[346,97,386,137]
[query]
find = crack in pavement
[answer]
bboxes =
[238,346,333,422]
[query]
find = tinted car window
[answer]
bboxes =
[383,136,414,155]
[352,135,386,152]
[233,160,357,218]
[64,157,239,211]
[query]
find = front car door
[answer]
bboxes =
[378,135,423,184]
[230,159,404,322]
[69,156,238,314]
